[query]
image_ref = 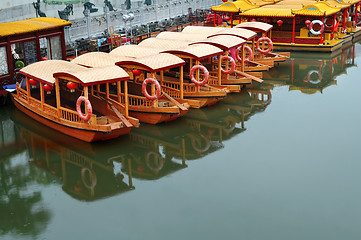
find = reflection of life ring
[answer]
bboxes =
[15,60,25,69]
[190,65,209,86]
[76,96,92,121]
[191,133,211,153]
[142,78,161,100]
[256,37,273,54]
[221,55,235,74]
[81,167,97,189]
[309,20,324,35]
[236,45,253,62]
[306,70,321,84]
[145,151,164,172]
[223,121,236,135]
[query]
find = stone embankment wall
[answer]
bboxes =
[1,0,217,43]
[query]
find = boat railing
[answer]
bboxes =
[18,86,86,123]
[128,94,153,107]
[162,81,181,90]
[208,75,219,85]
[183,83,198,93]
[116,93,153,107]
[17,87,28,101]
[43,103,58,116]
[60,107,82,122]
[162,86,180,99]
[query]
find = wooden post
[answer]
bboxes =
[241,44,245,72]
[180,65,184,99]
[106,83,109,99]
[26,77,30,103]
[196,60,200,92]
[124,81,129,117]
[55,77,61,118]
[292,17,296,44]
[117,81,122,103]
[224,51,229,81]
[40,82,44,111]
[84,86,89,116]
[218,55,222,86]
[160,70,164,85]
[151,72,158,107]
[252,38,255,54]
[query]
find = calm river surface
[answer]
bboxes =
[1,42,361,240]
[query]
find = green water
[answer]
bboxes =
[1,42,361,240]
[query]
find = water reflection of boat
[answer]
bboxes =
[0,106,25,161]
[11,107,134,201]
[262,44,357,94]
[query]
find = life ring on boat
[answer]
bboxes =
[76,96,92,122]
[190,64,209,86]
[145,151,164,172]
[324,18,336,29]
[235,45,253,62]
[142,78,161,100]
[256,37,273,54]
[81,167,97,189]
[307,70,321,84]
[309,20,324,35]
[220,55,235,74]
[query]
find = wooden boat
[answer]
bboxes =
[180,26,270,72]
[235,22,290,64]
[137,38,239,92]
[110,46,228,108]
[140,33,263,89]
[11,60,139,142]
[72,51,190,124]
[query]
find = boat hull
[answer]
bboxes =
[129,108,187,124]
[12,96,131,142]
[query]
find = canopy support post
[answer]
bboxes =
[292,17,296,44]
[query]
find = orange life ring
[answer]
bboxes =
[76,96,92,122]
[256,37,273,54]
[142,78,161,100]
[190,64,209,86]
[235,45,253,62]
[220,55,235,74]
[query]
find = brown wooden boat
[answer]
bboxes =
[110,46,228,108]
[139,35,258,92]
[72,51,189,124]
[235,22,290,64]
[11,60,139,142]
[179,26,271,73]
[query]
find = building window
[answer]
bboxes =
[0,47,9,75]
